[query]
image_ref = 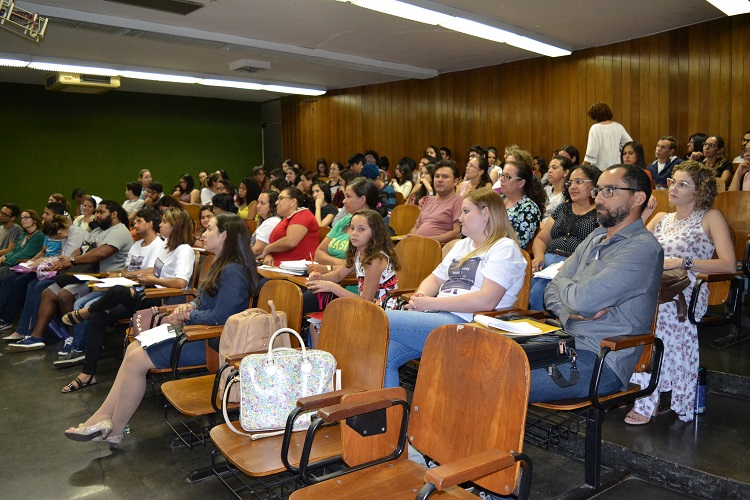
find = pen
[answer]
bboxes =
[309,253,316,274]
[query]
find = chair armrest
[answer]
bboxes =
[225,349,267,367]
[423,449,516,491]
[143,287,198,299]
[694,272,737,282]
[600,333,654,351]
[296,388,364,412]
[317,394,396,423]
[181,324,223,341]
[387,288,416,298]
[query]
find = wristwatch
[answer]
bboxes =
[682,258,694,270]
[70,257,76,265]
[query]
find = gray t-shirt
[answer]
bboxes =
[0,223,22,251]
[85,223,134,272]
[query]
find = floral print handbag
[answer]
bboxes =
[222,328,337,437]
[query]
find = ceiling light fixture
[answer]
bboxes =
[0,53,327,96]
[704,0,750,16]
[336,0,571,57]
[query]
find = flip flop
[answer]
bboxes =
[62,375,97,393]
[62,310,86,327]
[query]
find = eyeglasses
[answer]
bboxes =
[465,162,479,169]
[590,186,639,198]
[500,174,523,181]
[277,195,292,201]
[564,178,593,188]
[703,143,718,149]
[19,215,31,220]
[666,178,695,190]
[0,211,12,218]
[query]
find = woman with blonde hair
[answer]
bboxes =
[383,188,527,387]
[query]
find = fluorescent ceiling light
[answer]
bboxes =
[337,0,571,57]
[705,0,750,16]
[339,0,453,25]
[27,62,119,76]
[119,70,201,84]
[0,58,30,67]
[440,18,511,44]
[201,79,326,96]
[200,79,264,90]
[261,85,326,96]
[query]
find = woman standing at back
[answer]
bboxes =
[583,102,632,170]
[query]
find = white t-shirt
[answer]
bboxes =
[252,216,282,246]
[584,121,632,170]
[122,198,145,215]
[200,188,215,205]
[433,237,526,321]
[124,236,164,271]
[153,243,195,288]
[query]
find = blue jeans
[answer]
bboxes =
[384,310,464,388]
[528,253,568,311]
[529,349,624,403]
[15,278,55,334]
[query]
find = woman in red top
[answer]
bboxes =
[260,187,319,266]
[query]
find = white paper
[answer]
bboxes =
[474,315,543,335]
[74,274,101,281]
[19,261,35,268]
[135,323,176,348]
[279,260,313,273]
[532,261,565,280]
[259,265,305,276]
[91,277,139,288]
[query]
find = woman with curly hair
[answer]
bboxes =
[627,161,735,424]
[583,102,632,170]
[497,151,547,248]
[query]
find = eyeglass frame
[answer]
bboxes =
[666,178,696,190]
[500,174,523,181]
[564,178,594,188]
[590,186,639,198]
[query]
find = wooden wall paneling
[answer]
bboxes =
[729,17,746,158]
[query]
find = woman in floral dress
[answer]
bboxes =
[627,161,735,424]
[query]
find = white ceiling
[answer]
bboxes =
[0,0,727,102]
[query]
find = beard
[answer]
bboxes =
[90,216,113,231]
[596,204,630,228]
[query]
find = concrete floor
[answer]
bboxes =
[2,308,750,499]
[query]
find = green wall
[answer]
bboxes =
[0,82,262,213]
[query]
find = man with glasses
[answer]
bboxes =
[646,135,683,188]
[530,164,664,402]
[731,129,750,166]
[0,203,22,257]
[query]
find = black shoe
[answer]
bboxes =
[53,350,85,369]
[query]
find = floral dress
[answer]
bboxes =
[630,210,714,421]
[505,195,541,248]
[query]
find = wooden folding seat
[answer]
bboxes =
[393,235,442,290]
[389,204,420,236]
[160,280,303,448]
[289,324,532,500]
[208,298,390,497]
[179,201,202,228]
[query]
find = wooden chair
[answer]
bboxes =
[244,218,257,236]
[688,227,745,347]
[318,225,330,243]
[394,191,405,206]
[515,249,533,310]
[207,298,390,496]
[713,191,750,260]
[180,201,202,228]
[389,204,420,236]
[160,280,303,449]
[393,236,442,289]
[645,189,675,224]
[289,325,532,499]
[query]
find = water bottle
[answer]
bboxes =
[695,366,707,415]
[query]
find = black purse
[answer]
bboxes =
[55,263,98,287]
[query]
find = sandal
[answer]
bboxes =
[62,309,87,327]
[62,375,97,393]
[624,409,652,425]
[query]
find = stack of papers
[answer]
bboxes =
[91,277,139,288]
[279,260,313,275]
[135,323,177,349]
[532,261,565,280]
[474,315,550,336]
[259,265,305,276]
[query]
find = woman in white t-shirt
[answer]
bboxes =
[251,191,282,257]
[60,208,196,391]
[384,188,527,387]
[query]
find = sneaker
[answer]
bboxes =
[58,336,74,356]
[53,350,86,369]
[6,336,45,351]
[2,332,25,341]
[0,320,13,332]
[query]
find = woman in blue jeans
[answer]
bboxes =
[64,213,258,446]
[385,188,527,388]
